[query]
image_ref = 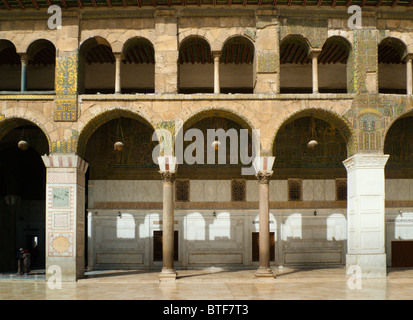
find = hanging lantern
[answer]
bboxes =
[211,140,221,151]
[18,140,29,151]
[114,117,125,152]
[114,141,124,151]
[307,116,318,149]
[307,139,318,149]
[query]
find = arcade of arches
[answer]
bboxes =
[2,6,413,282]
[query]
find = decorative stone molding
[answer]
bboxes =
[42,154,89,174]
[343,153,389,172]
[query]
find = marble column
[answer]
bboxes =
[42,154,89,282]
[406,54,413,96]
[255,171,275,280]
[20,53,28,92]
[159,171,177,281]
[213,52,220,94]
[114,53,123,94]
[343,153,389,278]
[310,50,321,94]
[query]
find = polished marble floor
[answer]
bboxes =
[1,267,413,300]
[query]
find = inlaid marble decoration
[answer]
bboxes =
[52,212,71,230]
[52,187,70,208]
[48,233,74,257]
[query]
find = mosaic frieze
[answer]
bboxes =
[51,130,79,154]
[346,95,413,153]
[351,30,378,93]
[54,51,78,122]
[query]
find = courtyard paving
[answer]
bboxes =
[0,267,413,300]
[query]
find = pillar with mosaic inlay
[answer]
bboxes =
[42,154,88,282]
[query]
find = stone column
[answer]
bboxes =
[255,171,275,280]
[213,51,220,94]
[154,9,178,94]
[405,54,413,95]
[114,53,123,94]
[254,9,280,94]
[343,154,389,278]
[42,154,89,282]
[310,49,321,94]
[159,171,177,281]
[20,53,28,92]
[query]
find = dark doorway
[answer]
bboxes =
[153,230,178,262]
[252,232,275,262]
[392,241,413,267]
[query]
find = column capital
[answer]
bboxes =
[19,53,28,64]
[212,51,221,59]
[160,171,176,184]
[42,154,89,174]
[113,52,124,60]
[343,153,389,172]
[403,53,413,62]
[309,49,322,58]
[256,171,273,184]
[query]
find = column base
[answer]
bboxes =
[255,267,275,281]
[346,254,387,279]
[159,268,177,282]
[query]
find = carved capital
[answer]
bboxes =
[343,154,389,172]
[160,171,176,184]
[256,171,273,184]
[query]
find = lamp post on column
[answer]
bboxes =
[253,156,275,280]
[158,155,178,281]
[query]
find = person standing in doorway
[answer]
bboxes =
[16,248,24,275]
[22,249,31,275]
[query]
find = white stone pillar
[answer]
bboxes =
[310,49,321,94]
[114,53,122,94]
[42,154,89,282]
[406,54,412,96]
[343,154,389,278]
[213,51,220,94]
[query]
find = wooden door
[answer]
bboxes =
[392,241,413,267]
